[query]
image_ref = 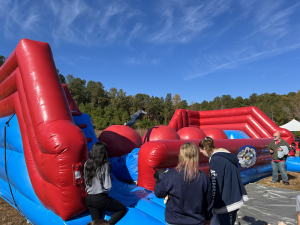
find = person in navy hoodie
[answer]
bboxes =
[154,142,213,225]
[199,137,248,225]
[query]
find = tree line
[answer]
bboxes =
[1,55,300,137]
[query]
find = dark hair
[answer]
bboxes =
[291,142,296,147]
[140,107,145,111]
[84,142,111,187]
[199,137,215,156]
[87,219,109,225]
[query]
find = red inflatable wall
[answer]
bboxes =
[0,39,87,220]
[168,107,294,144]
[138,138,271,191]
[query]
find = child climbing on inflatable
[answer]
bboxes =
[84,142,127,225]
[154,142,213,225]
[124,107,152,127]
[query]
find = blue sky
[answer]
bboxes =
[1,0,300,104]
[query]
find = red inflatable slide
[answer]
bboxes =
[0,39,87,220]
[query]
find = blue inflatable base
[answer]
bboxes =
[240,164,272,184]
[286,157,300,172]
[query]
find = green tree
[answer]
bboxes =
[172,93,182,109]
[56,69,66,84]
[66,74,87,105]
[0,55,6,67]
[163,93,173,125]
[249,93,257,105]
[233,96,244,108]
[201,101,209,110]
[220,95,233,109]
[87,81,109,108]
[212,97,221,110]
[177,100,188,109]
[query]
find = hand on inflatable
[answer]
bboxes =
[154,168,167,183]
[278,147,283,151]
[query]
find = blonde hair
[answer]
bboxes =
[199,137,215,157]
[176,142,200,182]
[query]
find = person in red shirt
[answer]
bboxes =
[288,142,296,156]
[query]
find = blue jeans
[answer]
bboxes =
[218,209,238,225]
[272,161,289,182]
[126,115,138,127]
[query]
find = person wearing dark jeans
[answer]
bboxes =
[124,107,152,127]
[84,142,127,225]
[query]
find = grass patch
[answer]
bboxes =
[257,171,300,191]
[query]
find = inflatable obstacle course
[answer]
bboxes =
[0,38,295,224]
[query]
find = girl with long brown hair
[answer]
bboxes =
[154,142,213,225]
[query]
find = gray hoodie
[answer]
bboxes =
[84,163,112,195]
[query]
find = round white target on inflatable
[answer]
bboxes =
[237,146,257,168]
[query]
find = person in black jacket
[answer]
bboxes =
[199,137,248,225]
[154,142,213,225]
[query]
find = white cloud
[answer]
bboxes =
[184,1,300,80]
[149,0,231,44]
[123,56,161,65]
[126,23,143,44]
[243,0,300,40]
[2,1,42,38]
[185,43,300,80]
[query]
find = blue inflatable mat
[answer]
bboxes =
[110,148,140,182]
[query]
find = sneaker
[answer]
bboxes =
[270,181,278,183]
[283,181,290,186]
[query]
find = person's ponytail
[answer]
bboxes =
[199,137,215,156]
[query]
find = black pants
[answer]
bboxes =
[218,209,239,225]
[85,193,127,225]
